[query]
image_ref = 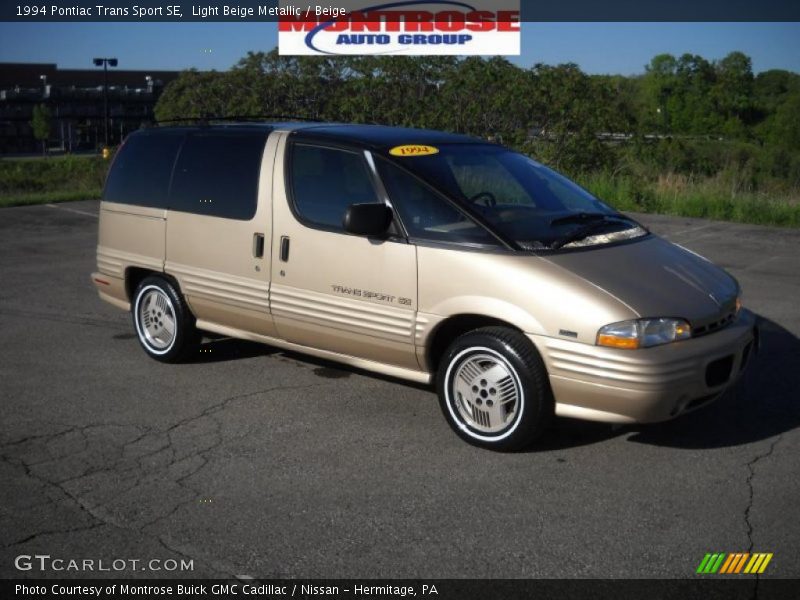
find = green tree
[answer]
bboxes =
[593,74,640,133]
[30,104,52,156]
[641,54,678,132]
[154,70,229,121]
[437,56,534,143]
[674,54,719,134]
[753,69,800,124]
[763,92,800,152]
[526,63,616,172]
[152,47,799,195]
[712,51,755,135]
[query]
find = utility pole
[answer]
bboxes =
[93,57,118,147]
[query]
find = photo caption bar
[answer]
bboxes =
[3,0,800,22]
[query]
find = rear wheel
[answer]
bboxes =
[132,275,199,363]
[436,327,553,451]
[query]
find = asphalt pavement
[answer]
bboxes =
[1,200,799,579]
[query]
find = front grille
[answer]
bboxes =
[706,355,734,388]
[693,309,737,337]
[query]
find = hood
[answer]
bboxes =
[543,235,739,328]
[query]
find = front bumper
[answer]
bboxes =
[529,309,757,423]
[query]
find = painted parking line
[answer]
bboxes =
[667,223,716,237]
[46,203,99,218]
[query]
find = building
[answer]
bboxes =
[0,62,180,154]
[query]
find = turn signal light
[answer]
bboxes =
[597,334,640,349]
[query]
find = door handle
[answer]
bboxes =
[253,233,265,258]
[280,236,290,262]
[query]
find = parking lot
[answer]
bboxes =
[1,200,799,579]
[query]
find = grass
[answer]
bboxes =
[0,189,102,208]
[0,154,108,208]
[578,172,800,228]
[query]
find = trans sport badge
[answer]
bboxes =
[278,0,521,56]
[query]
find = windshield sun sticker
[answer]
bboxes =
[389,145,439,157]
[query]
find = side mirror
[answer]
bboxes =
[343,203,393,237]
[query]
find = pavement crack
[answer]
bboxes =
[163,382,324,437]
[744,435,782,552]
[2,381,327,574]
[743,434,783,600]
[0,428,79,448]
[5,523,105,548]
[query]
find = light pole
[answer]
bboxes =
[93,57,117,147]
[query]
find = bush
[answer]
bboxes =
[0,155,109,207]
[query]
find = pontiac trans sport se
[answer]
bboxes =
[92,122,757,450]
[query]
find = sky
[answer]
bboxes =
[0,22,799,75]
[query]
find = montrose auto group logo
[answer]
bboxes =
[278,0,521,55]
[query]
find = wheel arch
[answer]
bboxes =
[425,314,525,374]
[125,267,180,305]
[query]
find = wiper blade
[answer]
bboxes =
[550,217,621,250]
[550,212,607,226]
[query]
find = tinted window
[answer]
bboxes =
[103,131,183,208]
[290,144,380,230]
[170,132,266,220]
[377,159,497,246]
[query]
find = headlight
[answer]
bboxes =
[597,318,692,349]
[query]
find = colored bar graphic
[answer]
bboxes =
[700,552,773,575]
[711,552,726,573]
[719,554,735,574]
[745,554,762,574]
[758,554,773,573]
[711,553,726,573]
[697,554,713,574]
[705,554,720,573]
[734,553,750,573]
[721,553,739,574]
[703,554,720,574]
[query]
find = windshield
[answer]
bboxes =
[384,143,647,249]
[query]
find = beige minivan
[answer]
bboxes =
[93,122,757,450]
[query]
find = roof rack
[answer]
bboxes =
[151,114,324,127]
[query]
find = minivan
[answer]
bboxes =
[93,122,757,450]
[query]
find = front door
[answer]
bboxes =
[269,135,418,370]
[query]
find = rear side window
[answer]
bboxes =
[169,133,266,220]
[103,132,183,208]
[289,144,381,230]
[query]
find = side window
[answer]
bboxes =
[103,132,183,208]
[290,144,380,230]
[169,133,266,220]
[376,159,497,246]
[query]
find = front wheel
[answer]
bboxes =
[132,275,199,363]
[436,327,553,451]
